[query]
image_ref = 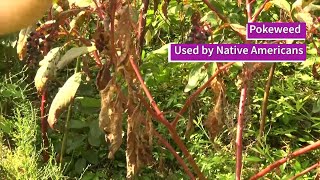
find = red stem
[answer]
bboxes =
[128,55,206,179]
[202,0,228,23]
[251,0,270,22]
[235,71,249,180]
[246,0,252,22]
[153,130,196,179]
[290,161,320,180]
[172,62,234,128]
[40,90,49,162]
[250,140,320,180]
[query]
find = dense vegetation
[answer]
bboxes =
[0,0,320,179]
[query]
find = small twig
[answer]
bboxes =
[172,62,234,128]
[290,161,320,180]
[153,130,196,179]
[250,140,320,180]
[258,63,276,140]
[251,0,270,22]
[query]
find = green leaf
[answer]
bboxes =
[74,158,87,174]
[88,120,102,147]
[69,120,88,129]
[57,46,96,70]
[184,63,207,92]
[76,97,101,108]
[270,0,291,12]
[312,99,320,113]
[83,149,99,164]
[245,156,262,162]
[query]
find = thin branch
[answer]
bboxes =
[120,85,195,179]
[153,130,196,179]
[250,140,320,180]
[251,0,270,22]
[246,0,252,22]
[290,161,320,180]
[235,69,250,180]
[172,62,234,128]
[128,56,206,179]
[202,0,229,23]
[258,63,276,140]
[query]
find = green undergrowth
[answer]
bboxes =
[0,74,65,180]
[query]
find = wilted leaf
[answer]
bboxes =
[99,83,123,159]
[126,108,153,179]
[48,72,82,128]
[17,26,35,60]
[230,24,246,37]
[204,77,226,140]
[270,0,291,12]
[57,45,96,70]
[34,47,61,94]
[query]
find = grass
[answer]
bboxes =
[0,77,65,180]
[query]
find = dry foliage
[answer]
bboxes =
[204,77,226,140]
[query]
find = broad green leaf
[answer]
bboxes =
[48,72,82,128]
[270,0,291,12]
[245,156,262,162]
[152,43,170,55]
[74,158,87,174]
[184,63,207,92]
[230,24,246,37]
[83,150,99,164]
[76,97,101,108]
[57,45,96,70]
[312,99,320,113]
[69,120,88,129]
[145,30,152,46]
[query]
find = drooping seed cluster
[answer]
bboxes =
[185,12,212,44]
[25,31,45,64]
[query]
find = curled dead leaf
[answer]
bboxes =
[99,82,123,159]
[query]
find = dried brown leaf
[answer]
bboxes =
[99,83,123,159]
[126,106,153,179]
